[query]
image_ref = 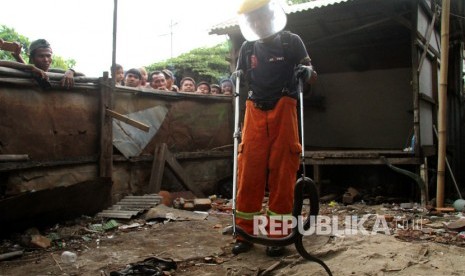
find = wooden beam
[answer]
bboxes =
[99,72,113,178]
[148,143,205,197]
[164,146,205,198]
[418,9,437,72]
[106,109,150,132]
[305,157,421,165]
[0,154,29,162]
[148,143,168,193]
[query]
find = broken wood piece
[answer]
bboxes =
[445,218,465,231]
[148,143,205,197]
[106,109,150,132]
[194,198,212,211]
[434,207,455,213]
[50,253,63,271]
[342,187,360,205]
[0,154,29,162]
[260,260,283,276]
[164,147,205,197]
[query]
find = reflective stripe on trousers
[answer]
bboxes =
[236,97,301,238]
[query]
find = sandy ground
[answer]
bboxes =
[1,203,465,276]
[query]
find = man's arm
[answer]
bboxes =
[0,39,26,63]
[292,33,317,85]
[0,60,48,79]
[48,68,85,89]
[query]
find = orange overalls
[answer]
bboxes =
[235,96,302,238]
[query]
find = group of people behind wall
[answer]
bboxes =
[0,38,234,95]
[113,64,234,96]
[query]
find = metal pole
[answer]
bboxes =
[231,70,241,236]
[111,0,118,89]
[298,79,306,178]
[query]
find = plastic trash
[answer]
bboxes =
[61,251,77,264]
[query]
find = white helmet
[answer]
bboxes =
[237,0,287,42]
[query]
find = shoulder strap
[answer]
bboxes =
[242,40,254,83]
[280,30,291,61]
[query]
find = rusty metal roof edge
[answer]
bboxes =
[209,0,353,33]
[285,0,352,14]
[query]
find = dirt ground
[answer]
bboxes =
[1,202,465,276]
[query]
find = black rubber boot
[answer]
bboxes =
[266,246,285,257]
[232,240,253,255]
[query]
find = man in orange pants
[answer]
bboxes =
[233,0,317,256]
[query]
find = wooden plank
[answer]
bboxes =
[99,73,113,178]
[164,145,205,197]
[305,157,421,165]
[417,9,437,72]
[0,154,29,162]
[148,144,167,193]
[0,156,97,172]
[305,150,412,158]
[106,109,150,132]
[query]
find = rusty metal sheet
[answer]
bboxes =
[113,106,168,158]
[0,85,100,160]
[113,91,234,153]
[96,194,162,219]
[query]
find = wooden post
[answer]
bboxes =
[99,72,113,178]
[148,143,205,197]
[436,0,450,207]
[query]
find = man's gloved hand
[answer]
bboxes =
[295,64,314,82]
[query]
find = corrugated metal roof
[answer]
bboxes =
[285,0,351,13]
[97,194,162,219]
[210,0,353,33]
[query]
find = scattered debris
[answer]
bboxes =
[109,256,177,276]
[145,204,209,221]
[2,193,465,275]
[30,234,51,248]
[342,187,360,205]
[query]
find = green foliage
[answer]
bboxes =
[146,41,231,85]
[1,25,75,70]
[53,56,76,70]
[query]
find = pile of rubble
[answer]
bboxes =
[2,188,465,275]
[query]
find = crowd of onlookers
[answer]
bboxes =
[113,64,234,96]
[0,38,234,95]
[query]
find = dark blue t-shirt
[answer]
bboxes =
[237,31,309,101]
